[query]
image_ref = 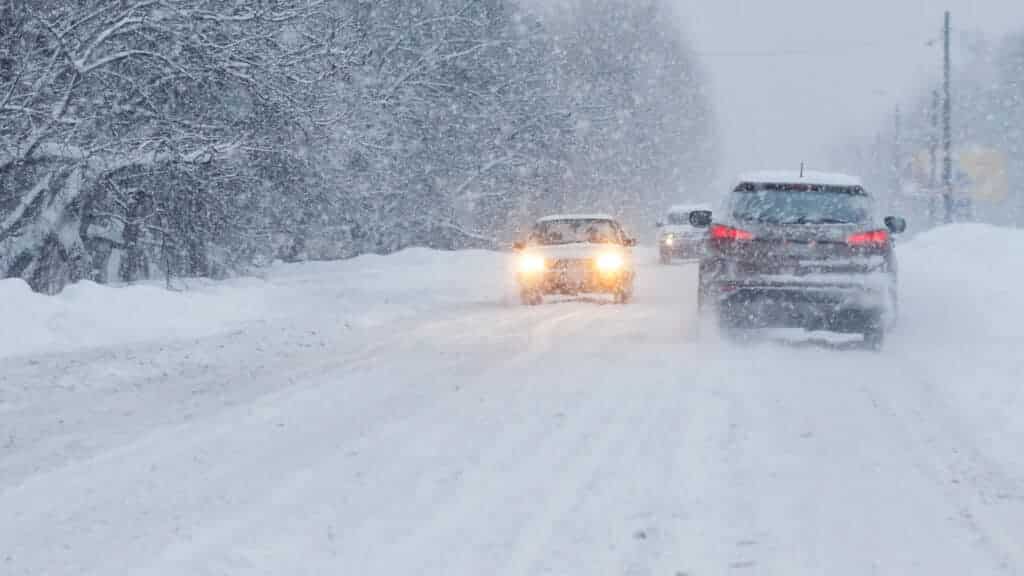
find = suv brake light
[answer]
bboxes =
[710,224,754,241]
[846,230,889,247]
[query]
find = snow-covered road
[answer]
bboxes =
[2,226,1023,575]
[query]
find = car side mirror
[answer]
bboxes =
[512,241,526,251]
[689,210,712,228]
[884,216,907,234]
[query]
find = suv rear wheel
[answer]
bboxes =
[861,313,886,350]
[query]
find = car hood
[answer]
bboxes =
[525,243,630,261]
[660,225,705,237]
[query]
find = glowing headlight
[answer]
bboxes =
[518,254,546,274]
[663,235,675,246]
[596,252,625,273]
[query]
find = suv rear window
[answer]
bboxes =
[730,183,872,225]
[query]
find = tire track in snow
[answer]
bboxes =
[532,348,706,576]
[328,306,613,573]
[144,305,616,575]
[699,342,1011,575]
[363,305,656,574]
[1,302,592,575]
[859,355,1024,574]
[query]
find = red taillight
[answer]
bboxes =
[710,224,754,241]
[846,229,889,247]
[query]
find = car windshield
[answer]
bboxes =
[731,185,872,224]
[666,212,690,226]
[531,219,620,245]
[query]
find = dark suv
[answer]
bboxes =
[690,172,906,349]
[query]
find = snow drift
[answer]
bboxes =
[896,223,1024,473]
[0,248,509,360]
[0,277,266,360]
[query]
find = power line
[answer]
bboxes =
[691,41,934,59]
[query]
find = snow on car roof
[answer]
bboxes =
[736,170,863,188]
[536,213,617,223]
[667,203,712,214]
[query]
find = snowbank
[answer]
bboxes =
[899,223,1022,350]
[897,223,1024,471]
[0,276,268,360]
[260,247,512,328]
[0,248,511,360]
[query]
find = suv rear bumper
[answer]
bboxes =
[708,280,892,332]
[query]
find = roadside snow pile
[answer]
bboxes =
[261,248,513,328]
[0,248,511,360]
[897,223,1024,468]
[900,223,1022,348]
[0,277,268,360]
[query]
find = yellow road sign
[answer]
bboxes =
[958,146,1008,202]
[908,146,1008,202]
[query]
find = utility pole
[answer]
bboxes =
[929,89,940,226]
[942,10,954,223]
[893,105,902,188]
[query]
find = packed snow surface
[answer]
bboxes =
[1,224,1022,575]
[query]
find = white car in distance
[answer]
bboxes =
[657,203,712,264]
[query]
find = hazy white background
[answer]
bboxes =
[669,0,1024,180]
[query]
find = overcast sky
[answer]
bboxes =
[669,0,1024,180]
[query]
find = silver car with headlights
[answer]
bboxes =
[513,214,637,305]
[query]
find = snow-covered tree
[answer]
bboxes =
[545,0,717,227]
[1,0,714,292]
[313,0,572,254]
[837,29,1024,228]
[0,0,344,291]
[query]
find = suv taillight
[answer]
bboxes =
[710,224,754,241]
[846,230,889,247]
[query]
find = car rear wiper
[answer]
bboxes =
[785,217,854,225]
